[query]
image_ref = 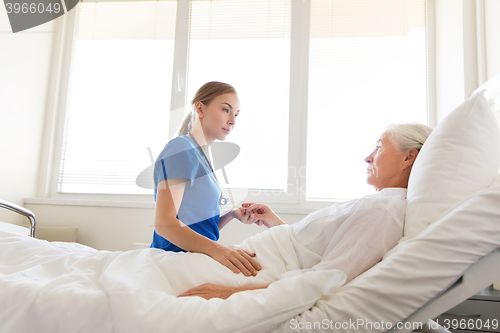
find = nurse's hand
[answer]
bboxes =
[240,203,285,228]
[207,243,262,277]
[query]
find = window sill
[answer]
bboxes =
[24,197,155,209]
[24,197,330,215]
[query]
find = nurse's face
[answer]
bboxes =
[197,92,240,143]
[364,132,409,191]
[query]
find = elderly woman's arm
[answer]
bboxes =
[177,283,270,300]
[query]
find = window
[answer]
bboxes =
[187,0,291,191]
[58,1,177,194]
[307,0,428,200]
[52,0,430,204]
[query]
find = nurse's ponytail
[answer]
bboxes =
[177,110,195,137]
[177,81,237,137]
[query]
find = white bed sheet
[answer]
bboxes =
[0,225,346,333]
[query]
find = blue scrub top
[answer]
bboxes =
[150,135,221,252]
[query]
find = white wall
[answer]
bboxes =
[484,0,500,127]
[0,10,59,224]
[485,0,500,80]
[434,0,467,122]
[434,0,478,122]
[434,0,500,121]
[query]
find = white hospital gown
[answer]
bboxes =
[289,187,406,283]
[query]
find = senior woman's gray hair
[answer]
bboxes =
[385,123,433,154]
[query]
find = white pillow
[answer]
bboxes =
[272,174,500,333]
[404,91,500,239]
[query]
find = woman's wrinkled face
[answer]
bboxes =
[198,92,240,142]
[364,132,408,191]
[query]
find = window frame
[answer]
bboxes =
[40,0,435,210]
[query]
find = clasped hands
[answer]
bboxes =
[232,202,285,229]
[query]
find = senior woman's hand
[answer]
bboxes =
[177,283,236,300]
[178,283,269,300]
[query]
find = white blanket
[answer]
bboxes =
[0,226,345,333]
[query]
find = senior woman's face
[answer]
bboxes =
[364,132,409,191]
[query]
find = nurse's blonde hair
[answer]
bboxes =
[386,123,433,154]
[177,81,237,137]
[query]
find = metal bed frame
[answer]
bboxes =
[0,199,36,238]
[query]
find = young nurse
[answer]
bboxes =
[150,81,261,277]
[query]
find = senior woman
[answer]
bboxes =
[178,123,433,300]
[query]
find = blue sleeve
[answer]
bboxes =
[154,137,201,188]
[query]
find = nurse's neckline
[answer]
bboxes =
[187,132,213,171]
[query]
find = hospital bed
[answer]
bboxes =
[1,73,500,332]
[2,208,496,333]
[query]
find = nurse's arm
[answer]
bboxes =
[218,209,240,229]
[155,179,261,276]
[155,178,208,252]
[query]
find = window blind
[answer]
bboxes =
[189,0,290,39]
[76,1,177,40]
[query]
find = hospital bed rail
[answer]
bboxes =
[0,199,36,237]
